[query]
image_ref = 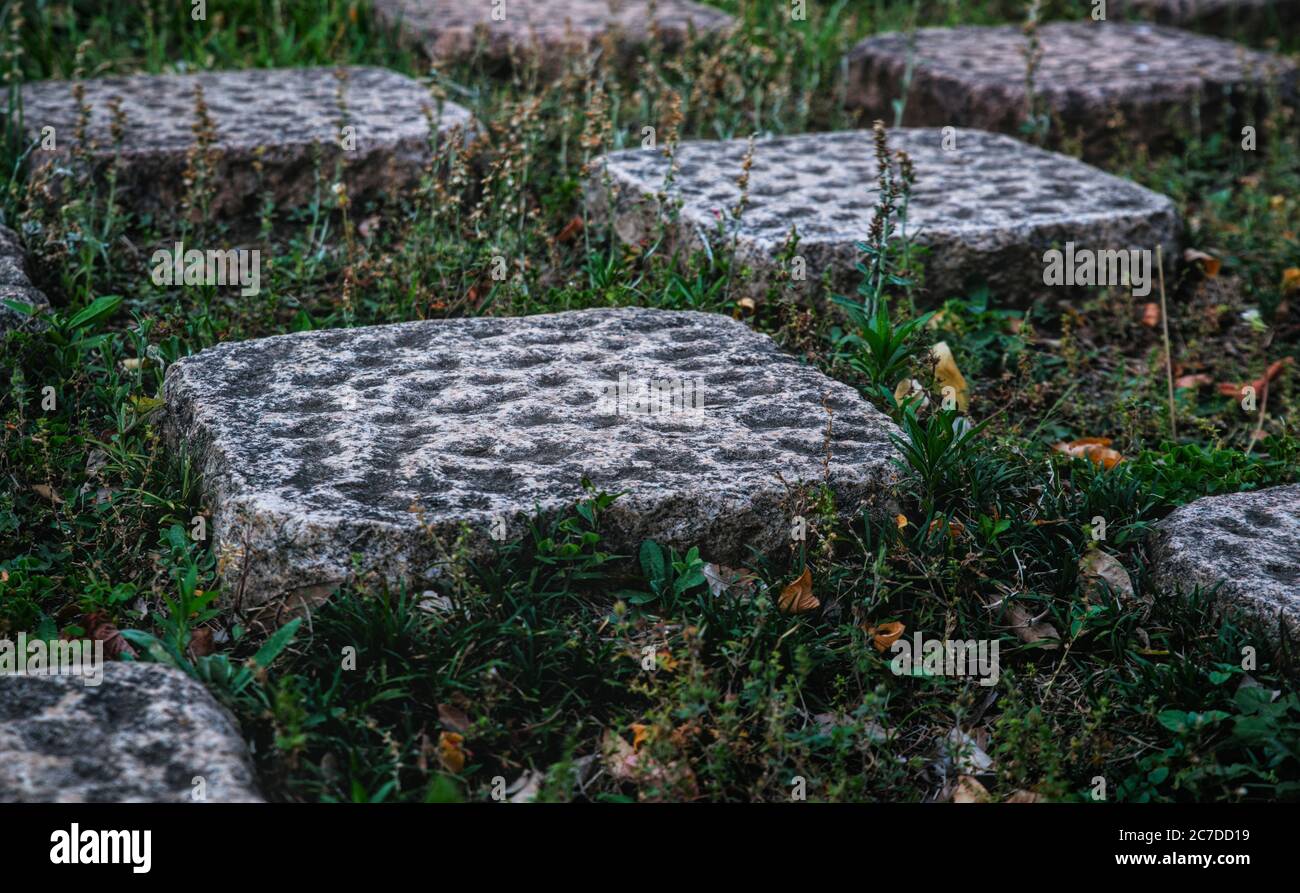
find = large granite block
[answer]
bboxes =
[163,308,900,622]
[19,66,474,222]
[1150,484,1300,648]
[845,22,1298,158]
[0,661,262,802]
[0,224,49,333]
[586,128,1180,303]
[372,0,735,71]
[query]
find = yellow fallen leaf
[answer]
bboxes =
[895,514,909,530]
[1183,248,1221,278]
[1282,267,1300,295]
[893,377,929,409]
[631,723,652,751]
[438,731,467,773]
[931,341,969,412]
[778,567,819,615]
[1052,437,1124,469]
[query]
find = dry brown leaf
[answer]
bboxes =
[1079,548,1144,610]
[555,215,584,244]
[1004,602,1060,650]
[865,620,905,653]
[1183,248,1222,278]
[778,567,819,615]
[953,775,991,803]
[1217,357,1293,399]
[1140,302,1160,327]
[1052,437,1124,469]
[631,723,652,751]
[188,626,215,658]
[437,702,471,733]
[1006,789,1047,803]
[438,731,467,774]
[931,341,970,412]
[82,611,138,660]
[1283,267,1300,295]
[30,484,63,505]
[1174,373,1213,389]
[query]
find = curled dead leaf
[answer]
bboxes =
[30,484,64,505]
[1183,247,1222,278]
[865,620,906,653]
[1079,548,1146,611]
[931,341,970,412]
[438,731,467,774]
[778,567,819,615]
[1052,437,1124,469]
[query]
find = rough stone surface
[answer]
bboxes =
[164,308,900,621]
[373,0,735,71]
[19,66,474,222]
[1112,0,1300,35]
[586,128,1180,303]
[845,22,1298,158]
[0,224,49,333]
[1151,484,1300,648]
[0,661,262,802]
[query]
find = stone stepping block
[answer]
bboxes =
[372,0,735,71]
[586,128,1179,303]
[0,661,262,802]
[845,22,1298,158]
[0,224,49,333]
[1112,0,1300,36]
[163,307,899,621]
[19,66,474,222]
[1151,484,1299,648]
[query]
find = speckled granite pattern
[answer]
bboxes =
[373,0,734,70]
[0,662,262,802]
[586,128,1180,303]
[845,22,1298,158]
[163,308,900,621]
[0,224,48,333]
[20,66,474,221]
[1151,484,1300,648]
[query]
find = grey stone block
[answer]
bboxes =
[19,66,474,223]
[844,22,1298,159]
[0,661,262,802]
[0,224,49,333]
[586,128,1180,304]
[1150,484,1300,648]
[163,307,900,623]
[372,0,735,71]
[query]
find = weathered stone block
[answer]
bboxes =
[1150,484,1300,648]
[19,66,474,223]
[586,128,1179,304]
[372,0,735,71]
[163,308,900,622]
[0,224,49,333]
[845,22,1298,158]
[0,661,262,802]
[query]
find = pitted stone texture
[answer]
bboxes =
[0,661,262,802]
[1113,0,1300,35]
[0,224,49,333]
[19,67,473,222]
[1151,485,1300,648]
[845,22,1298,158]
[164,308,900,620]
[586,128,1179,303]
[372,0,734,71]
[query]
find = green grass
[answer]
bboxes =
[1,0,1298,802]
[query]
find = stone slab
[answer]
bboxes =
[0,224,49,333]
[372,0,735,71]
[163,307,900,621]
[19,66,474,222]
[1112,0,1300,36]
[586,128,1180,304]
[845,22,1298,158]
[0,661,262,802]
[1150,484,1300,648]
